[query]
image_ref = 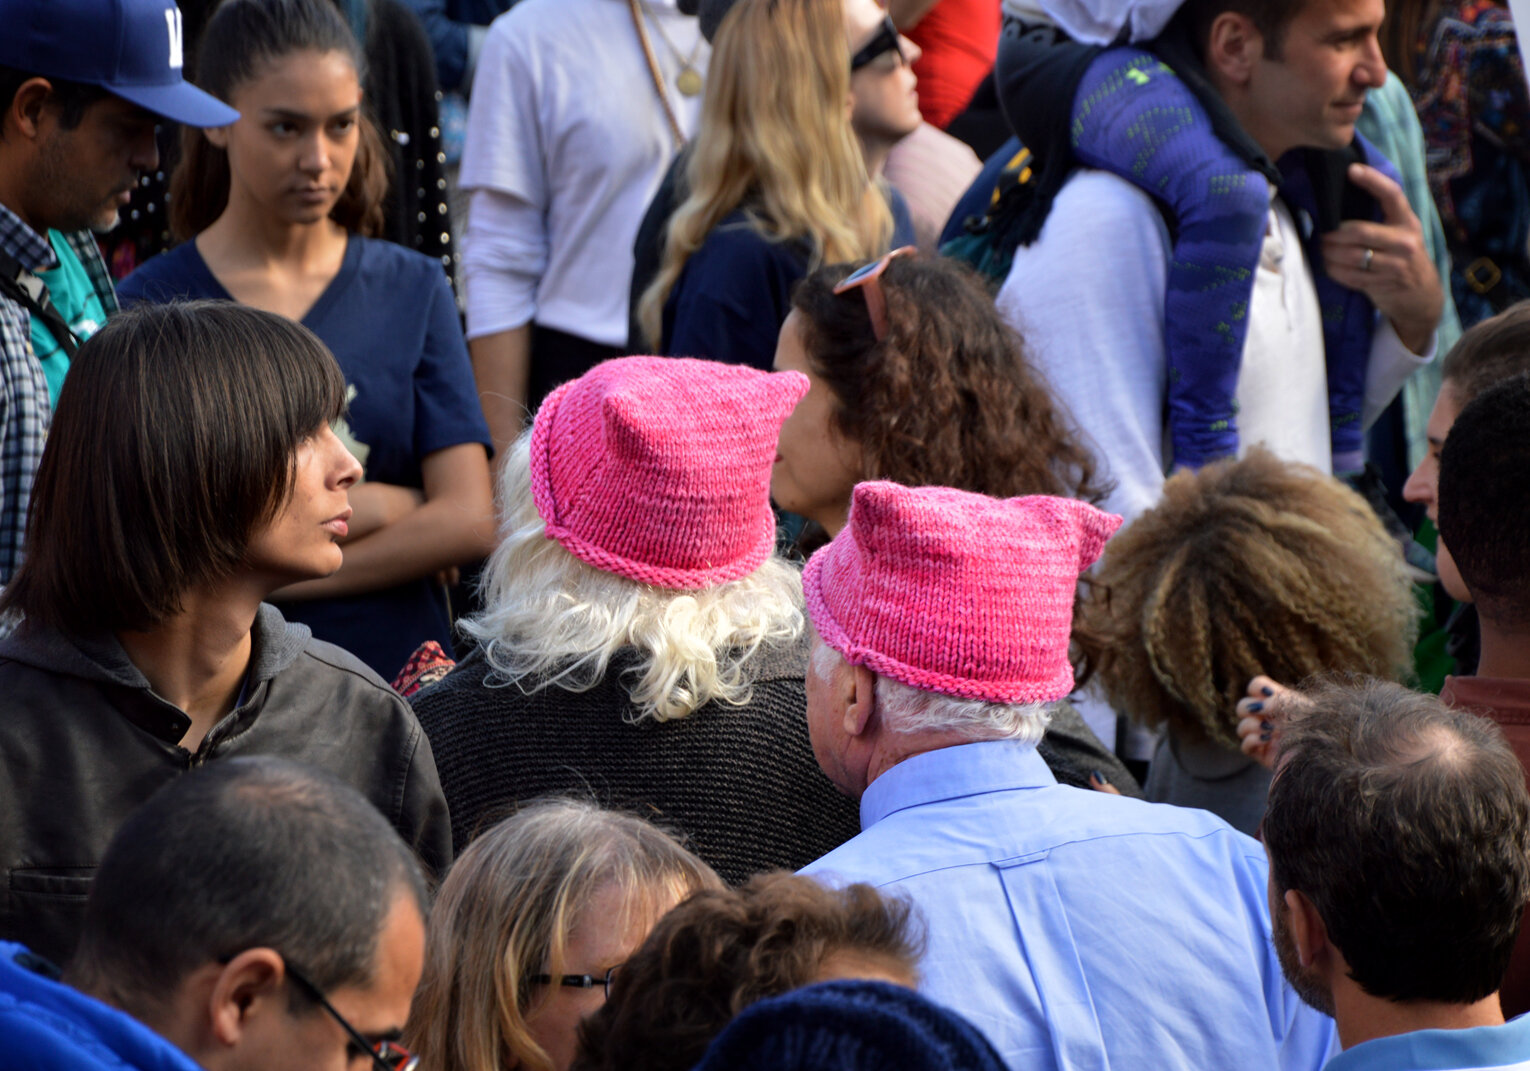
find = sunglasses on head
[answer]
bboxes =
[850,13,906,72]
[833,246,917,341]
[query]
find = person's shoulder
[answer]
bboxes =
[1004,169,1170,287]
[116,242,206,306]
[352,235,444,278]
[287,635,413,715]
[687,214,807,280]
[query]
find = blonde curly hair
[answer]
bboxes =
[1085,448,1417,749]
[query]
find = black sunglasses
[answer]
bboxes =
[286,961,419,1071]
[528,966,620,999]
[850,14,906,72]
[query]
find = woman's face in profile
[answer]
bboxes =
[523,881,681,1071]
[244,424,361,585]
[771,311,864,538]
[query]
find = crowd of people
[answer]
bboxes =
[3,0,1530,1067]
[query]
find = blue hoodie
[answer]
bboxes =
[0,942,202,1071]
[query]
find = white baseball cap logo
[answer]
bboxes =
[165,6,183,69]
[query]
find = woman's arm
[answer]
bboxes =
[272,442,495,600]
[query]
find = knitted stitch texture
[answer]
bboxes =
[803,483,1122,704]
[691,980,1009,1071]
[529,356,809,590]
[410,639,861,880]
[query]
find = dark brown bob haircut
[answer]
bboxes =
[572,871,922,1071]
[1,301,347,635]
[169,0,390,241]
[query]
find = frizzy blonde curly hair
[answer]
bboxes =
[460,433,806,723]
[1084,448,1417,749]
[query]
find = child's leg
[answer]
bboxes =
[1071,48,1272,469]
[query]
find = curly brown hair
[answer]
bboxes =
[570,871,922,1071]
[790,254,1111,679]
[791,256,1106,507]
[1084,448,1417,749]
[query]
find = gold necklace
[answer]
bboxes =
[628,0,686,144]
[638,0,704,96]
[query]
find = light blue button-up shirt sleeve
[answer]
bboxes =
[802,740,1339,1071]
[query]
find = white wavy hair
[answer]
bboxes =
[462,434,806,723]
[809,640,1052,744]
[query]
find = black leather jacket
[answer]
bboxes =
[0,605,452,966]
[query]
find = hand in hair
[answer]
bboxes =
[1235,676,1302,769]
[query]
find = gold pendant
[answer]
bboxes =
[676,66,703,97]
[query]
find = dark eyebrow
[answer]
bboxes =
[261,106,360,122]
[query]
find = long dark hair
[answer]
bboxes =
[169,0,390,241]
[790,255,1112,680]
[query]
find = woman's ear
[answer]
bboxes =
[202,124,232,150]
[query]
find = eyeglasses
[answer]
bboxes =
[528,966,620,999]
[833,245,916,341]
[285,962,419,1071]
[850,14,906,72]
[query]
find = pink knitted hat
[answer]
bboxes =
[802,482,1123,704]
[529,356,809,589]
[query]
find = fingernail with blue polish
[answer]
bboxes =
[1248,701,1264,713]
[1261,685,1274,697]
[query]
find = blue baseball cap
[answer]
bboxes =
[0,0,239,127]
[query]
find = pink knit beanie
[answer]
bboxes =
[803,482,1123,704]
[529,356,809,589]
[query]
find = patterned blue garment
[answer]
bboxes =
[802,741,1339,1071]
[0,205,117,586]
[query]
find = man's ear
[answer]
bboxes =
[1282,889,1330,968]
[844,663,879,737]
[207,948,286,1047]
[5,78,56,141]
[1204,12,1264,86]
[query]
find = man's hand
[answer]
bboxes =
[1321,163,1444,356]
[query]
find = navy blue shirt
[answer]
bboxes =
[661,190,917,372]
[120,236,492,680]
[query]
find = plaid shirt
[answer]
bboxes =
[0,203,118,584]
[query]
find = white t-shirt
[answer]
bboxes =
[997,168,1432,524]
[460,0,707,347]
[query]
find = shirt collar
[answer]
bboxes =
[859,739,1056,829]
[1325,1013,1530,1071]
[0,202,59,273]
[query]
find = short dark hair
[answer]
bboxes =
[573,872,923,1071]
[1263,678,1530,1004]
[1440,300,1530,406]
[1179,0,1306,57]
[1438,375,1530,629]
[0,66,112,132]
[0,301,347,635]
[169,0,390,240]
[66,756,429,1020]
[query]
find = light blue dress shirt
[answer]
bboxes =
[1326,1014,1530,1071]
[801,740,1339,1071]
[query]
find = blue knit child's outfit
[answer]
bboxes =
[1065,45,1399,472]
